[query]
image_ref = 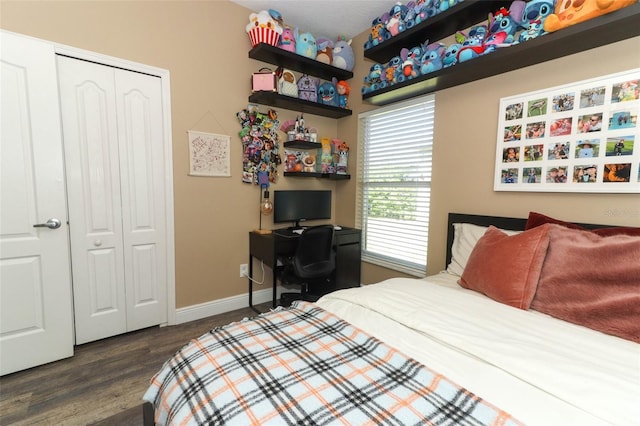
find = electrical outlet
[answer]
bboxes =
[240,263,248,278]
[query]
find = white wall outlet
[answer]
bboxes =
[240,263,248,278]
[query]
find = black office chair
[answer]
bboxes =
[280,225,336,307]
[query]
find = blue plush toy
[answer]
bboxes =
[420,42,446,75]
[401,44,424,79]
[364,17,391,49]
[519,0,555,42]
[442,43,462,67]
[332,37,355,71]
[488,1,525,44]
[386,3,409,36]
[294,28,317,59]
[317,78,339,107]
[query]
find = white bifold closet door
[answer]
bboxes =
[57,56,167,344]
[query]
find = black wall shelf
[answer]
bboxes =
[249,43,353,81]
[364,0,511,64]
[284,140,322,150]
[249,92,352,118]
[284,172,350,180]
[362,3,640,106]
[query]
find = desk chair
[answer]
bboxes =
[279,225,336,306]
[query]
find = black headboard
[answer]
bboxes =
[445,212,618,266]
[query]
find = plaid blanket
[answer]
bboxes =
[144,302,522,426]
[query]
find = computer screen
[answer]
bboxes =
[273,190,331,228]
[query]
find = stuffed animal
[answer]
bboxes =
[297,75,318,102]
[455,24,488,63]
[246,10,283,47]
[362,63,384,93]
[386,2,409,36]
[294,28,317,59]
[315,37,333,64]
[442,43,462,67]
[401,44,424,79]
[364,17,391,49]
[332,37,355,71]
[544,0,635,33]
[420,42,446,75]
[488,1,525,44]
[385,55,403,85]
[336,80,350,108]
[317,78,339,107]
[518,0,554,42]
[278,26,296,52]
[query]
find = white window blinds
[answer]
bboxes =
[356,96,434,276]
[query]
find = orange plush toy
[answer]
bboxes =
[544,0,637,33]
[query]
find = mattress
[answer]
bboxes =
[316,273,640,425]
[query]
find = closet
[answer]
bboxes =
[0,31,174,374]
[58,56,169,344]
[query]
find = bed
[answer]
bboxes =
[143,212,640,425]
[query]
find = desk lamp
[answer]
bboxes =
[255,172,273,234]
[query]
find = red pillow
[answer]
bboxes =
[531,224,640,343]
[459,225,551,309]
[525,211,640,237]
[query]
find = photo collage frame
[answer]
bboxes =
[494,69,640,193]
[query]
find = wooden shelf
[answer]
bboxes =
[284,172,351,180]
[249,43,353,81]
[364,0,511,64]
[284,140,322,150]
[363,4,640,106]
[249,92,352,118]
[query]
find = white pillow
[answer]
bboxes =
[446,222,521,276]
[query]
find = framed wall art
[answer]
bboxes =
[494,69,640,193]
[188,131,231,177]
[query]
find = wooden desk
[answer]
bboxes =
[248,227,361,313]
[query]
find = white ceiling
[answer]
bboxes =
[231,0,393,41]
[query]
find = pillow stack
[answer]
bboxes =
[450,212,640,343]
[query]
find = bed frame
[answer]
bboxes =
[143,212,619,426]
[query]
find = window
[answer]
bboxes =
[356,96,434,276]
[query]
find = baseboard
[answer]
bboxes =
[175,286,282,325]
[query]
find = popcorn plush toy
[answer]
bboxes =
[246,10,283,47]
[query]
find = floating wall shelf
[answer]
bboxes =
[362,3,640,106]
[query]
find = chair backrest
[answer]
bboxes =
[293,225,335,280]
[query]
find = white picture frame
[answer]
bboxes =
[188,131,231,177]
[494,69,640,193]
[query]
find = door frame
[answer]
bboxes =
[53,40,177,325]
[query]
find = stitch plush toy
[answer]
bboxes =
[362,63,384,94]
[420,42,446,75]
[401,44,424,79]
[455,24,488,63]
[294,28,317,59]
[518,0,555,42]
[544,0,635,33]
[332,37,355,71]
[488,1,525,44]
[317,78,339,107]
[386,2,409,36]
[364,17,391,49]
[442,43,462,67]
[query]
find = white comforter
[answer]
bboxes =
[316,273,640,426]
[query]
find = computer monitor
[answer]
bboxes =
[273,190,331,229]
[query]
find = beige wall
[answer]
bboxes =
[2,1,639,303]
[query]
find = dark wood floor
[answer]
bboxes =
[0,302,271,425]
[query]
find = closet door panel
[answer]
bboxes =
[116,70,167,330]
[57,56,127,344]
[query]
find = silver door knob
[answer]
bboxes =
[33,218,62,229]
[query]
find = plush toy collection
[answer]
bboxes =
[362,0,636,95]
[246,9,353,109]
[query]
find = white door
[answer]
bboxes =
[0,32,74,375]
[57,56,167,344]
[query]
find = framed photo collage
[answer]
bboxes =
[494,69,640,193]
